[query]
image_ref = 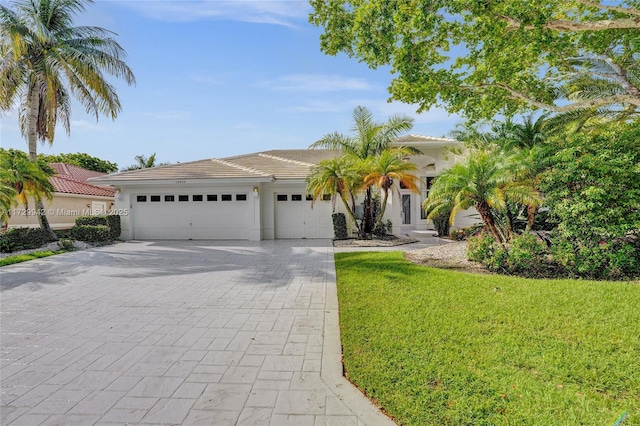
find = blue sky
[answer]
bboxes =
[0,0,461,170]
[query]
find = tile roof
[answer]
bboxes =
[90,149,339,184]
[48,163,115,197]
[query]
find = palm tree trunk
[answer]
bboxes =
[376,188,390,230]
[27,88,57,241]
[338,191,363,238]
[476,201,504,244]
[525,204,536,232]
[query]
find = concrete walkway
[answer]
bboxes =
[1,240,394,426]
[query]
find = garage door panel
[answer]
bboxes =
[274,194,333,239]
[132,191,252,240]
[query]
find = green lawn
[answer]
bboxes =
[335,252,639,426]
[0,250,64,267]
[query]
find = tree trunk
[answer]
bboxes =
[476,201,504,244]
[525,204,536,232]
[338,191,363,238]
[376,188,390,230]
[27,87,57,241]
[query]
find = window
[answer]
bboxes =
[420,176,435,219]
[207,194,217,201]
[136,195,147,202]
[178,195,188,202]
[221,194,232,201]
[150,195,161,202]
[291,194,302,201]
[236,194,247,201]
[164,195,175,202]
[306,194,313,201]
[322,194,331,201]
[277,194,287,201]
[193,195,203,202]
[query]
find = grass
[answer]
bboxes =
[335,252,640,426]
[0,250,65,267]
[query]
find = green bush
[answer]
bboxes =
[71,225,111,242]
[431,210,451,238]
[467,233,497,263]
[105,215,121,239]
[541,123,640,279]
[0,227,52,253]
[552,235,639,280]
[468,233,557,277]
[332,213,348,240]
[506,233,549,275]
[75,215,121,239]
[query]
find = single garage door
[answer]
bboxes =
[274,193,333,239]
[132,192,253,239]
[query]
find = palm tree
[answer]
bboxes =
[0,170,18,224]
[363,151,420,229]
[0,148,55,217]
[422,150,542,244]
[310,106,416,233]
[0,0,135,239]
[121,153,168,171]
[306,155,364,236]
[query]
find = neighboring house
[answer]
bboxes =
[8,163,115,229]
[90,135,479,241]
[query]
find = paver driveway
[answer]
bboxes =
[1,240,393,426]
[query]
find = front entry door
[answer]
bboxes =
[401,194,411,225]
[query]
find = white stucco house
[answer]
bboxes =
[90,135,478,241]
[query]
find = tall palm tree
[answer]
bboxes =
[363,151,420,229]
[0,148,55,215]
[423,150,542,243]
[0,0,135,239]
[306,155,364,236]
[310,106,415,233]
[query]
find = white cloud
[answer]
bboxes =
[117,0,310,28]
[257,74,373,92]
[70,119,107,131]
[283,101,346,113]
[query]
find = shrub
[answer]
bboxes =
[431,210,451,238]
[506,233,550,276]
[373,220,393,237]
[75,215,121,239]
[57,238,74,250]
[467,233,497,263]
[0,227,52,253]
[71,225,111,242]
[332,213,348,240]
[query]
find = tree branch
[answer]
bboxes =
[493,83,640,111]
[502,15,640,32]
[575,0,640,17]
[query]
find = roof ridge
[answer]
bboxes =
[211,158,273,177]
[258,152,315,167]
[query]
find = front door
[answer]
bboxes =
[401,194,411,225]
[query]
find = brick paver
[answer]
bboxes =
[1,240,393,425]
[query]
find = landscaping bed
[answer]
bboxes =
[335,251,640,425]
[333,235,418,247]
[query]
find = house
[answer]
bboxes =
[7,163,115,229]
[89,135,478,241]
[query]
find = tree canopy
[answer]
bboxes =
[309,1,640,121]
[39,152,118,173]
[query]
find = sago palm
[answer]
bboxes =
[0,0,135,238]
[363,151,420,229]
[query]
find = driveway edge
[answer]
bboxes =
[321,249,396,426]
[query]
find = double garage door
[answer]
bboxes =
[132,192,253,240]
[274,193,333,239]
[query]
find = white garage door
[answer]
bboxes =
[132,192,253,240]
[274,193,333,239]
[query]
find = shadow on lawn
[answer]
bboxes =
[0,239,334,292]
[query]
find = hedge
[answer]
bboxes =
[0,227,52,253]
[75,215,121,239]
[71,225,112,242]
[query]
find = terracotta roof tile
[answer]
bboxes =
[47,163,115,197]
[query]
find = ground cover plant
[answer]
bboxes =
[335,251,639,425]
[0,250,64,267]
